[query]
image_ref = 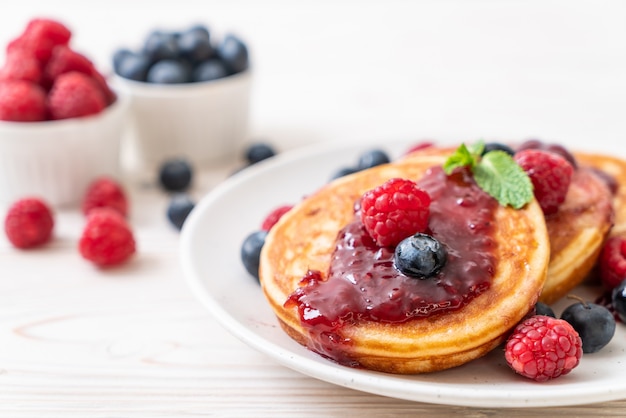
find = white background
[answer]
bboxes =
[2,0,625,152]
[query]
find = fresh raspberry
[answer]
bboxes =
[514,149,574,215]
[360,178,431,247]
[261,204,293,231]
[7,18,71,65]
[0,49,43,84]
[505,315,582,382]
[47,71,106,120]
[43,45,96,87]
[599,236,626,291]
[0,80,47,122]
[89,69,116,105]
[404,141,435,155]
[82,177,129,217]
[78,208,136,267]
[4,197,54,249]
[517,139,578,169]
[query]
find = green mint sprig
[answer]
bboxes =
[443,141,533,209]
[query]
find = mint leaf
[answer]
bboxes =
[467,141,485,156]
[472,150,533,209]
[443,143,477,174]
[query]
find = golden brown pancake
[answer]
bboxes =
[259,153,549,374]
[402,145,615,305]
[539,161,613,304]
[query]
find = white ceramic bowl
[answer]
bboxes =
[0,96,128,208]
[112,70,252,171]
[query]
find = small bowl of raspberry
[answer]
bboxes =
[0,18,128,208]
[111,23,251,172]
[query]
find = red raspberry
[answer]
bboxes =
[261,205,293,231]
[0,49,43,84]
[82,177,129,217]
[599,236,626,291]
[505,315,582,382]
[404,141,435,155]
[7,18,71,65]
[78,208,136,267]
[47,71,106,120]
[43,45,96,87]
[0,80,47,122]
[514,149,574,215]
[4,198,54,249]
[360,178,431,247]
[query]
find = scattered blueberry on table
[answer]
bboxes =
[167,194,196,230]
[158,158,193,192]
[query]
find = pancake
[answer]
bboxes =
[402,145,615,305]
[539,160,614,304]
[259,153,549,374]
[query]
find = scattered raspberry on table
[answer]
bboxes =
[78,208,136,267]
[82,176,129,217]
[4,197,54,249]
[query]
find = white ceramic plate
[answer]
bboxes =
[180,139,626,408]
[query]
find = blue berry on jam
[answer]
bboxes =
[560,297,616,354]
[159,158,193,191]
[147,60,192,84]
[483,142,515,156]
[534,301,556,317]
[166,194,195,230]
[357,149,390,170]
[611,279,626,322]
[394,233,447,279]
[241,230,268,280]
[245,142,276,165]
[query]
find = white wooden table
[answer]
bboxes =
[1,1,626,416]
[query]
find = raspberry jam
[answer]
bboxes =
[285,166,498,366]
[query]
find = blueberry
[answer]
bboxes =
[115,52,151,81]
[244,143,276,165]
[217,34,249,74]
[394,233,447,279]
[357,149,390,170]
[483,142,515,156]
[193,59,228,82]
[561,300,616,353]
[159,159,193,191]
[112,48,133,73]
[611,279,626,322]
[143,30,180,63]
[146,59,192,84]
[330,166,358,180]
[178,25,215,63]
[241,230,268,280]
[167,194,195,230]
[534,301,556,317]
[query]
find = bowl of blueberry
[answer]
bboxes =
[112,23,251,171]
